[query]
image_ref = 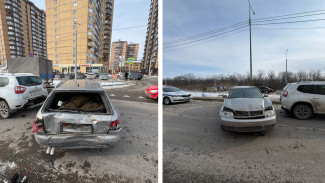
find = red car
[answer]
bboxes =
[145,85,158,100]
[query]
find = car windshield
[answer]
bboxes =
[16,76,42,86]
[163,87,182,92]
[228,88,263,98]
[100,73,107,75]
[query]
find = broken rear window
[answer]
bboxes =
[45,92,111,114]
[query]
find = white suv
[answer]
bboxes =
[281,81,325,119]
[0,73,48,118]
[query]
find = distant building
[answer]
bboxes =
[110,40,127,73]
[0,0,47,66]
[46,0,114,73]
[126,43,139,60]
[123,60,142,72]
[142,0,158,75]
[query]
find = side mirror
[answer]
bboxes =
[264,94,268,97]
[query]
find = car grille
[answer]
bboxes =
[234,110,265,119]
[181,94,191,97]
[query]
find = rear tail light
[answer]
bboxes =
[32,117,44,133]
[282,91,288,97]
[15,86,27,94]
[110,119,120,130]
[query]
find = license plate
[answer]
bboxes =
[62,123,93,134]
[185,97,190,100]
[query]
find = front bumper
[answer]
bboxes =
[170,96,192,103]
[34,128,122,149]
[220,116,276,132]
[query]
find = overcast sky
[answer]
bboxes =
[29,0,150,60]
[164,0,325,78]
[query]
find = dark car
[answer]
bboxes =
[65,73,75,79]
[77,73,86,79]
[258,86,274,94]
[128,72,143,80]
[54,74,65,79]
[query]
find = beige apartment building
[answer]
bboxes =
[142,0,158,75]
[46,0,114,73]
[0,0,46,66]
[110,40,127,73]
[126,43,139,60]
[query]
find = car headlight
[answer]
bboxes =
[265,110,275,117]
[220,111,234,118]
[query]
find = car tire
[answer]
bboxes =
[0,101,11,119]
[163,97,171,105]
[293,104,312,120]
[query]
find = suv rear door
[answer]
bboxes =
[312,85,325,113]
[15,76,44,99]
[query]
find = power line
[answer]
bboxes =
[252,18,325,26]
[112,25,147,30]
[164,25,249,49]
[253,26,325,30]
[164,21,248,45]
[251,12,325,23]
[164,28,248,53]
[288,57,325,61]
[253,8,325,21]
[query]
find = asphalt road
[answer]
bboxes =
[0,99,158,182]
[104,76,158,103]
[163,100,325,183]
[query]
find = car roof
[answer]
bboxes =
[0,73,35,77]
[232,86,257,89]
[55,79,103,91]
[293,81,325,85]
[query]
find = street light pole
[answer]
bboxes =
[286,49,288,84]
[74,27,78,83]
[248,0,255,86]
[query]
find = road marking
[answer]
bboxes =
[138,96,144,99]
[110,94,116,96]
[123,95,130,97]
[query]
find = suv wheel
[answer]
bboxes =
[0,101,11,119]
[293,104,312,120]
[163,97,171,105]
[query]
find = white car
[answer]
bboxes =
[220,86,276,133]
[86,73,96,79]
[281,81,325,119]
[0,73,48,118]
[99,73,108,80]
[163,86,192,105]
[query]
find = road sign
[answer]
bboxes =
[30,53,34,57]
[127,58,134,64]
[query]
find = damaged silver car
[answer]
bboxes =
[32,80,122,154]
[220,86,276,133]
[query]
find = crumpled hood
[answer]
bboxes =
[223,98,272,111]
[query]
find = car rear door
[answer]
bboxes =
[15,76,44,100]
[310,85,325,114]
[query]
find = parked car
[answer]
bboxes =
[163,86,192,105]
[281,81,325,120]
[220,86,276,133]
[32,79,122,151]
[128,72,143,80]
[54,74,65,80]
[94,73,99,78]
[65,73,75,79]
[99,73,109,80]
[208,86,227,92]
[146,85,158,100]
[77,73,86,79]
[0,73,48,118]
[86,73,96,79]
[258,86,274,94]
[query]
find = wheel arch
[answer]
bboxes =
[291,102,314,113]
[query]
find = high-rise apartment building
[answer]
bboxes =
[46,0,114,73]
[0,0,46,66]
[142,0,158,75]
[126,43,139,60]
[110,40,127,73]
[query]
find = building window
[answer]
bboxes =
[55,48,58,52]
[56,61,58,64]
[55,35,58,39]
[73,40,76,44]
[55,29,58,33]
[55,22,58,26]
[73,10,77,15]
[73,33,76,37]
[54,15,58,19]
[56,55,58,58]
[73,54,76,58]
[73,18,77,23]
[55,42,58,46]
[73,2,77,7]
[73,25,77,30]
[54,0,57,5]
[54,7,57,12]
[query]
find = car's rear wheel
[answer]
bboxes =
[293,104,312,120]
[163,97,171,105]
[0,101,11,119]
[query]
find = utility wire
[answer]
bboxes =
[164,28,248,53]
[252,8,325,21]
[164,25,249,49]
[252,18,325,25]
[164,20,248,45]
[253,26,325,30]
[288,57,325,61]
[113,25,147,30]
[251,12,325,23]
